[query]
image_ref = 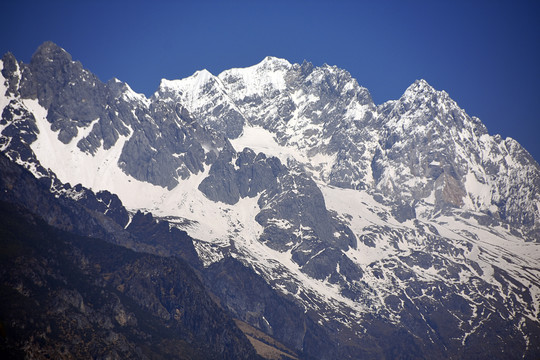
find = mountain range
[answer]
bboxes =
[1,41,539,359]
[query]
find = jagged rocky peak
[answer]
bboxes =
[155,55,376,144]
[34,40,70,58]
[290,61,374,107]
[404,78,436,94]
[380,79,453,123]
[23,41,99,109]
[217,56,292,102]
[155,68,246,139]
[370,78,540,238]
[398,79,457,108]
[30,41,74,69]
[386,79,487,139]
[0,42,229,189]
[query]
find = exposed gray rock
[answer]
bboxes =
[198,146,285,204]
[1,52,21,96]
[0,199,258,360]
[392,201,416,223]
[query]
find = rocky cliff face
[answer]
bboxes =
[0,183,258,358]
[2,42,228,190]
[1,42,540,359]
[374,80,540,236]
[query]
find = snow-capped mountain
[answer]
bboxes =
[159,55,540,240]
[1,42,539,359]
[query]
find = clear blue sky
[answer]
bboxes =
[2,0,540,162]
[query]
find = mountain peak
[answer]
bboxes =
[400,79,452,104]
[36,40,63,51]
[31,41,72,65]
[192,68,214,81]
[261,55,287,63]
[158,68,217,96]
[256,56,291,69]
[1,51,17,65]
[406,79,436,94]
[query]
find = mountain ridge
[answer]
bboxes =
[1,42,539,359]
